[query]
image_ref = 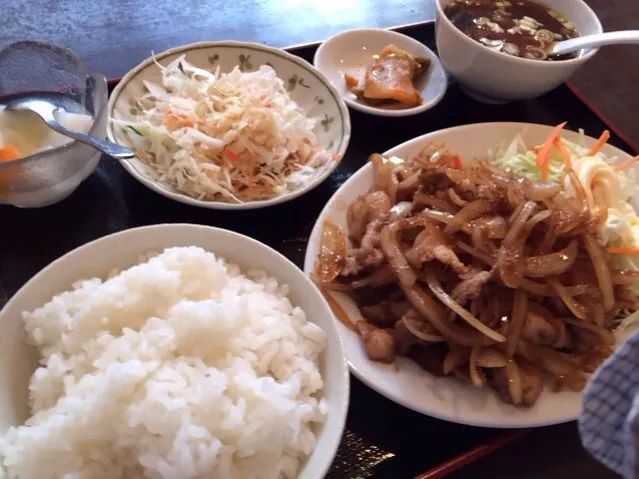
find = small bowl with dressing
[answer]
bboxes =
[435,0,602,103]
[0,41,107,208]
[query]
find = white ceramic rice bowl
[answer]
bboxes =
[0,224,349,478]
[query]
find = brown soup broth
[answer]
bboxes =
[444,0,579,61]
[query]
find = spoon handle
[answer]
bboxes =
[553,30,639,56]
[47,121,136,160]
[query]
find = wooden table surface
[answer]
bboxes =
[2,0,635,477]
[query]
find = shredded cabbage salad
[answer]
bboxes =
[489,130,639,306]
[112,56,335,203]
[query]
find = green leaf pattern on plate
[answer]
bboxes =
[128,98,138,116]
[208,54,219,65]
[287,74,311,92]
[320,114,334,133]
[239,54,253,72]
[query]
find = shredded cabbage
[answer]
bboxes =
[111,55,334,203]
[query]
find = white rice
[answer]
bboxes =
[1,247,327,479]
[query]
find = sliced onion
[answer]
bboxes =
[506,290,528,357]
[519,278,588,297]
[588,303,605,327]
[402,314,446,342]
[525,210,551,231]
[505,360,523,406]
[321,288,356,332]
[313,219,347,283]
[448,188,468,207]
[443,344,471,374]
[322,266,394,291]
[380,222,418,287]
[444,199,493,235]
[369,153,389,192]
[503,201,536,247]
[536,228,556,254]
[548,277,587,319]
[402,284,492,347]
[517,341,587,391]
[475,348,509,368]
[611,269,639,285]
[522,180,562,201]
[397,172,420,197]
[524,241,578,278]
[390,201,413,218]
[469,348,486,387]
[498,201,537,287]
[423,270,507,343]
[456,241,495,266]
[583,234,615,311]
[560,316,615,346]
[421,208,505,238]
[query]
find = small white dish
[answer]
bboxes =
[0,223,350,479]
[303,122,634,428]
[435,0,602,103]
[107,41,351,210]
[314,28,448,117]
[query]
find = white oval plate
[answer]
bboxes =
[314,28,448,117]
[0,224,349,479]
[303,122,633,428]
[107,41,351,209]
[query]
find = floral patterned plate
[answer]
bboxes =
[107,41,351,209]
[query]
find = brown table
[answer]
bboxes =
[2,0,634,477]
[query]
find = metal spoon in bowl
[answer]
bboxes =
[550,30,639,57]
[5,97,135,159]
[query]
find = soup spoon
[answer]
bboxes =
[551,30,639,57]
[5,97,135,160]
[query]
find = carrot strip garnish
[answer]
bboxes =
[535,121,567,167]
[554,138,572,169]
[331,152,341,161]
[608,246,639,255]
[225,148,240,161]
[0,144,20,161]
[614,155,639,171]
[453,154,463,169]
[164,109,195,127]
[587,130,610,156]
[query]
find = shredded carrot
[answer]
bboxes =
[587,130,610,156]
[225,148,240,161]
[553,138,572,169]
[614,155,639,171]
[535,121,568,166]
[453,154,463,169]
[331,152,341,162]
[535,122,567,168]
[608,246,639,255]
[164,109,195,127]
[0,144,20,162]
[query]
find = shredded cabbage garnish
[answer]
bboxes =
[111,56,335,202]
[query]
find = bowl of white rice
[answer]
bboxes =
[0,224,349,479]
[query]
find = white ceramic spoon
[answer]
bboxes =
[551,30,639,57]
